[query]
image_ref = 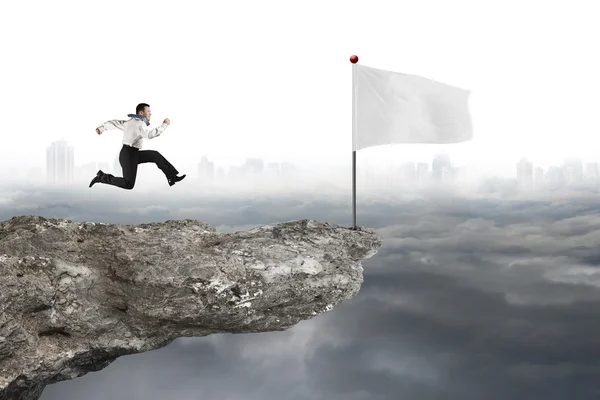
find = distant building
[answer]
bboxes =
[198,155,215,183]
[243,158,264,175]
[46,140,74,185]
[265,162,280,179]
[216,167,226,180]
[516,158,533,186]
[534,166,544,184]
[563,158,584,183]
[432,153,452,182]
[280,162,298,177]
[585,162,599,180]
[228,166,244,181]
[400,162,416,182]
[546,166,564,184]
[416,163,430,182]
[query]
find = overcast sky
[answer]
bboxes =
[0,182,598,399]
[2,0,600,179]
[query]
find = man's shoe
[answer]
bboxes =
[89,170,104,188]
[168,174,186,186]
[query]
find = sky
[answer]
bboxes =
[0,182,599,399]
[2,0,600,180]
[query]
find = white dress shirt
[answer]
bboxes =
[96,118,168,149]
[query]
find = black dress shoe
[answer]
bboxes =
[168,174,186,186]
[89,170,104,188]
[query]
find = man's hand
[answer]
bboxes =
[163,118,170,125]
[96,128,102,135]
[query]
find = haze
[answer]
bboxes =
[1,0,599,185]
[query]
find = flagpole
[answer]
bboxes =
[350,54,358,229]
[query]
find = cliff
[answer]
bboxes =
[0,215,381,400]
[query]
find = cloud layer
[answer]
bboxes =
[1,184,599,399]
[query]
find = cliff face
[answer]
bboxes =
[0,216,381,400]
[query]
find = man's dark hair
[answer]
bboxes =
[136,103,150,114]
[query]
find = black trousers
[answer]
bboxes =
[99,144,179,189]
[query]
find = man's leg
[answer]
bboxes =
[138,150,179,181]
[91,145,139,189]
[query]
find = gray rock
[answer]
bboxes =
[0,215,381,400]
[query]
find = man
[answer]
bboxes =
[89,103,186,189]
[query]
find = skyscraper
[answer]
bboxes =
[46,140,74,185]
[546,166,564,185]
[416,162,430,182]
[563,158,584,183]
[198,155,215,183]
[585,162,599,181]
[432,153,452,182]
[243,158,264,175]
[534,166,544,184]
[516,158,533,186]
[216,167,226,180]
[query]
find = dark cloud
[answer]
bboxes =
[2,182,600,399]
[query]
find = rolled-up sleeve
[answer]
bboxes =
[140,123,168,139]
[97,119,127,133]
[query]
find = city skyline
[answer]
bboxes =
[10,138,600,194]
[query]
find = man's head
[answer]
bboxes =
[136,103,151,121]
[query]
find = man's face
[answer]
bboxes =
[140,107,151,121]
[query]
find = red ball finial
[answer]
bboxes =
[350,55,359,64]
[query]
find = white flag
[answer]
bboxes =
[353,64,473,151]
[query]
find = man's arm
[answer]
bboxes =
[139,118,171,139]
[96,119,127,135]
